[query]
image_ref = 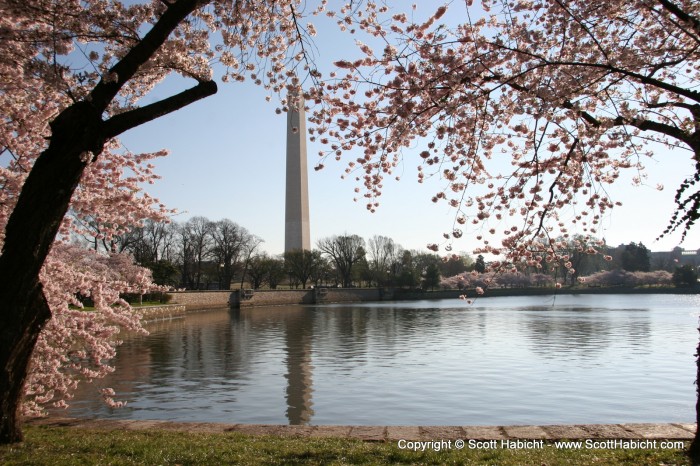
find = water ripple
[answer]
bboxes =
[57,294,697,426]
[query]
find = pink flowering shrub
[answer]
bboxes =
[580,269,673,287]
[20,245,164,415]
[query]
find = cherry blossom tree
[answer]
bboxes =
[440,271,495,291]
[0,0,370,443]
[580,269,673,286]
[0,0,223,442]
[310,0,700,268]
[440,273,470,290]
[26,245,158,415]
[305,0,700,456]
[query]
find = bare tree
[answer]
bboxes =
[123,219,177,265]
[366,235,399,287]
[246,253,285,289]
[238,232,264,289]
[317,234,366,288]
[177,217,212,289]
[284,249,323,289]
[210,219,249,290]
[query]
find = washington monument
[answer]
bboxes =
[284,90,311,252]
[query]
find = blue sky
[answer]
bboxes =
[116,2,700,257]
[119,79,700,257]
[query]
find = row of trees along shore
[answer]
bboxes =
[2,0,700,461]
[443,241,700,290]
[106,217,460,291]
[112,219,699,292]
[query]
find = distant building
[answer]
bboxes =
[650,247,700,271]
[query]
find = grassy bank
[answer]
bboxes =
[0,426,691,465]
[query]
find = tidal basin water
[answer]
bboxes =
[60,294,698,426]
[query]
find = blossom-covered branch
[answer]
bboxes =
[0,0,358,443]
[309,0,700,266]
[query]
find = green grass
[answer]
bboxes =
[69,301,171,311]
[0,426,692,465]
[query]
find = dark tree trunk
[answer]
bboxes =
[0,286,51,442]
[0,101,102,443]
[691,323,700,464]
[0,0,216,443]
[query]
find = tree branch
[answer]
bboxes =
[102,80,217,139]
[89,0,207,112]
[533,138,579,238]
[561,100,601,127]
[502,67,698,150]
[492,40,700,104]
[613,115,695,148]
[656,0,700,38]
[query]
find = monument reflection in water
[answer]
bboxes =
[58,294,698,426]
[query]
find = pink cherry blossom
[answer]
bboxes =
[0,0,389,434]
[307,0,700,267]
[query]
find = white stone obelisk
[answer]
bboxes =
[284,90,311,252]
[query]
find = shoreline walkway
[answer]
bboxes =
[26,417,696,442]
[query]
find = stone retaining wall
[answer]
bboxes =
[171,288,491,309]
[138,304,186,321]
[26,417,697,442]
[231,287,389,307]
[315,287,385,304]
[167,291,233,309]
[166,286,696,310]
[233,289,313,307]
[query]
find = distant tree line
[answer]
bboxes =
[78,219,698,291]
[441,236,699,290]
[77,216,262,290]
[77,219,477,290]
[279,234,471,291]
